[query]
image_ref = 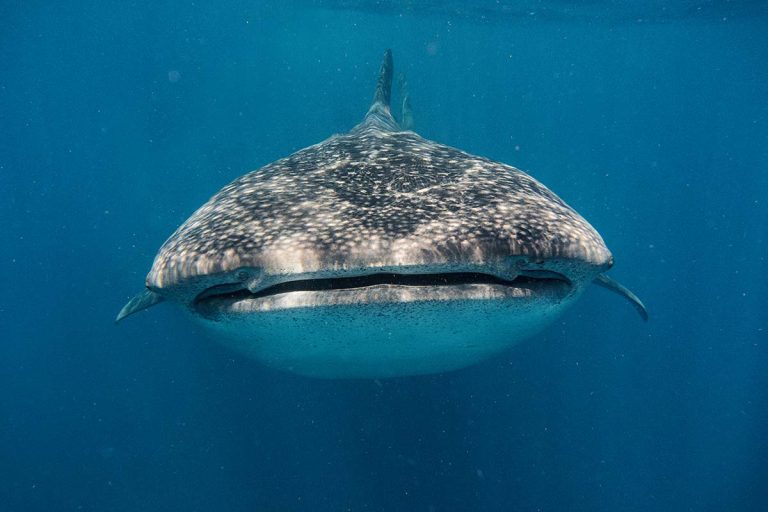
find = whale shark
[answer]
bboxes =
[117,50,646,378]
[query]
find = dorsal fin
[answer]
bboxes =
[353,49,399,133]
[373,49,393,107]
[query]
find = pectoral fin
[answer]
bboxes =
[593,273,648,321]
[116,289,165,323]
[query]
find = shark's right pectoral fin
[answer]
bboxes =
[593,273,648,322]
[115,289,165,323]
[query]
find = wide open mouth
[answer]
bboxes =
[193,271,572,314]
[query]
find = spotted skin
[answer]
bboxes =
[147,127,611,290]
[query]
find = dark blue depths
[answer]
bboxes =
[1,1,767,510]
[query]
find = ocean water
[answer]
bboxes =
[2,1,767,510]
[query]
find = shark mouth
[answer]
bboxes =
[192,271,573,316]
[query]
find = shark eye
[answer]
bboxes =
[236,267,265,293]
[236,268,262,282]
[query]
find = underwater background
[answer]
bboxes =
[2,1,768,510]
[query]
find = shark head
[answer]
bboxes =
[117,50,645,378]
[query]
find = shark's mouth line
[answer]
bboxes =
[193,271,572,312]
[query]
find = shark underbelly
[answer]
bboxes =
[189,282,585,378]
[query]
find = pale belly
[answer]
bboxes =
[190,285,583,378]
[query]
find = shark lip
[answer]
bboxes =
[191,271,573,317]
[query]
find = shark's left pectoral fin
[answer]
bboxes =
[593,273,648,321]
[116,289,165,323]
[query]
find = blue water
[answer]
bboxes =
[2,1,767,510]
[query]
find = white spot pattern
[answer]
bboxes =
[146,126,611,289]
